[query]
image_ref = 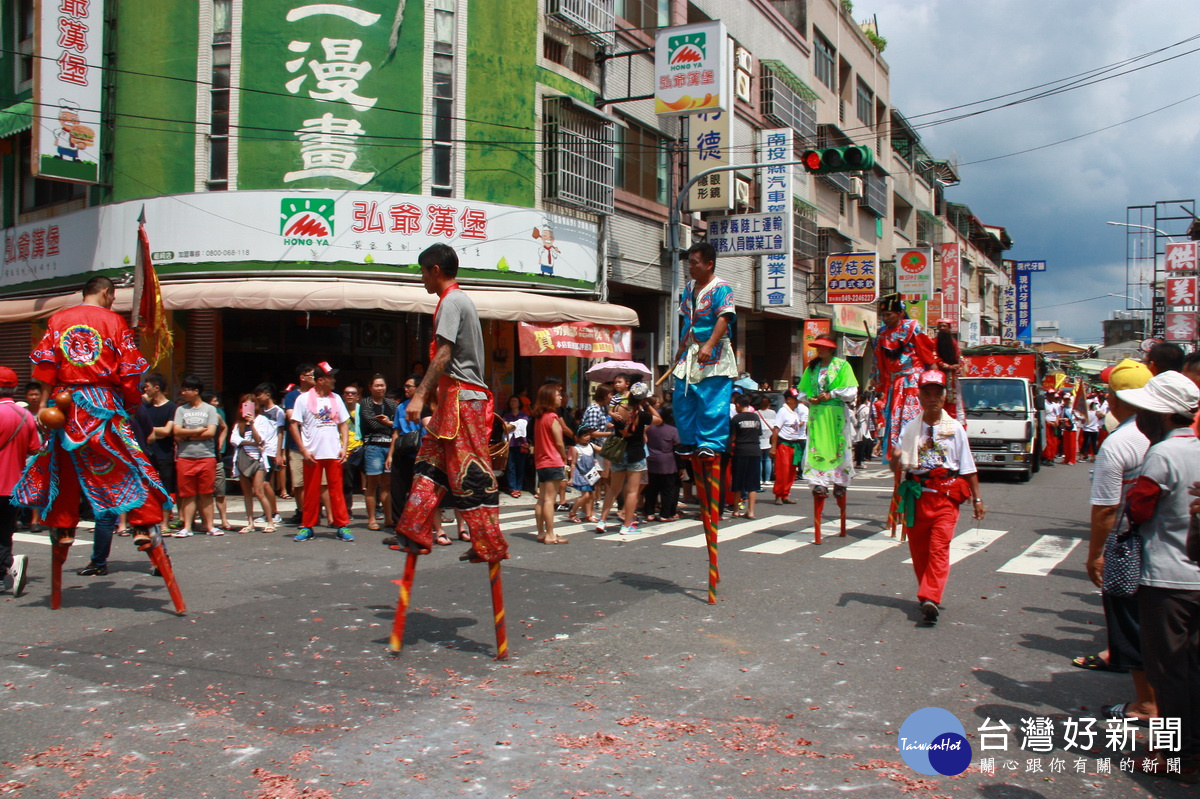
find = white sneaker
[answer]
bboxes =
[272,513,282,524]
[174,530,194,538]
[8,555,28,597]
[594,521,606,534]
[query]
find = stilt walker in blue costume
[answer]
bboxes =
[671,242,737,602]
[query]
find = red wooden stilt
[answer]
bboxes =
[50,541,71,610]
[389,551,419,655]
[812,494,825,545]
[836,492,847,537]
[488,561,508,660]
[146,545,186,615]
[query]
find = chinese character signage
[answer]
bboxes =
[33,0,104,184]
[0,191,600,291]
[1001,285,1017,341]
[802,319,831,368]
[1014,260,1047,272]
[759,128,794,308]
[517,323,632,358]
[896,248,933,297]
[1165,312,1196,342]
[832,303,877,336]
[1153,294,1166,338]
[708,213,789,255]
[826,252,878,304]
[687,111,733,211]
[1167,276,1197,308]
[655,21,730,116]
[239,1,424,192]
[1165,241,1197,272]
[940,242,961,331]
[1015,271,1032,344]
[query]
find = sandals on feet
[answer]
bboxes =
[367,522,381,531]
[434,533,453,546]
[262,525,276,533]
[1071,653,1127,672]
[238,525,256,534]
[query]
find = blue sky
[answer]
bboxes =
[868,0,1200,343]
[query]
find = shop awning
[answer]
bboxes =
[0,278,640,326]
[0,100,33,138]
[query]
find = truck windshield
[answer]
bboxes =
[961,379,1027,412]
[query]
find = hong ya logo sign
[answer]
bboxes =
[280,198,335,244]
[668,32,706,65]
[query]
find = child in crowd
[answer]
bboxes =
[567,427,600,523]
[730,392,763,519]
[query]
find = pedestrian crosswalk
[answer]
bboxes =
[9,502,1084,579]
[495,504,1081,578]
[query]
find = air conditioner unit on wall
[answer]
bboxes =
[735,177,752,208]
[735,70,752,103]
[735,46,753,73]
[848,176,864,199]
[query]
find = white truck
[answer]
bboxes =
[958,347,1046,482]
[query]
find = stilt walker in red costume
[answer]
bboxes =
[390,244,508,658]
[872,294,935,538]
[11,276,183,613]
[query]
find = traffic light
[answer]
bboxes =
[800,146,875,174]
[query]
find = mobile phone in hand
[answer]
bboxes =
[241,400,256,419]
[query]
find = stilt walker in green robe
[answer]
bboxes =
[798,336,858,544]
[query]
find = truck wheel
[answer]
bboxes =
[1017,466,1032,483]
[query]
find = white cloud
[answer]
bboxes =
[865,0,1200,341]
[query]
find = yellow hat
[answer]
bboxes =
[1103,359,1152,392]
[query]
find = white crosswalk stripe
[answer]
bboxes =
[663,517,801,548]
[14,532,93,546]
[997,535,1081,576]
[742,519,869,554]
[821,529,904,560]
[901,527,1008,565]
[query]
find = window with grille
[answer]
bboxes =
[856,79,873,126]
[794,199,818,262]
[16,0,34,90]
[207,0,232,189]
[861,170,887,219]
[615,123,667,205]
[917,210,943,246]
[814,32,835,91]
[547,0,615,47]
[760,60,818,142]
[430,0,457,197]
[543,97,615,215]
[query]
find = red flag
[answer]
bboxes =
[133,210,173,365]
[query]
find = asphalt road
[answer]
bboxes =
[0,458,1190,798]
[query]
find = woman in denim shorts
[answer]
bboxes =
[596,383,659,535]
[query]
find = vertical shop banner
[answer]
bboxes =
[802,319,832,368]
[895,248,933,297]
[1000,285,1017,342]
[1167,276,1197,308]
[1015,271,1032,344]
[904,295,928,329]
[655,21,729,116]
[34,0,104,183]
[759,128,794,308]
[1165,241,1198,272]
[239,1,425,192]
[517,323,633,358]
[1165,312,1196,342]
[687,111,733,211]
[825,252,878,304]
[939,242,961,330]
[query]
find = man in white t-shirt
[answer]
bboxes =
[289,361,351,542]
[1077,359,1155,724]
[1042,392,1062,461]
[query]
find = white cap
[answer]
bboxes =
[1117,370,1200,415]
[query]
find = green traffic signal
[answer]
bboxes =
[800,145,875,174]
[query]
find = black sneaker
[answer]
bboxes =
[77,563,108,576]
[286,512,303,526]
[920,600,939,624]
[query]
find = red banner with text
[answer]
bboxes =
[518,322,633,358]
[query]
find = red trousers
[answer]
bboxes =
[773,442,801,499]
[1041,423,1059,461]
[904,489,961,605]
[1062,430,1078,464]
[302,458,350,528]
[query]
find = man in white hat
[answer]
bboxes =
[891,370,986,625]
[1120,370,1200,779]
